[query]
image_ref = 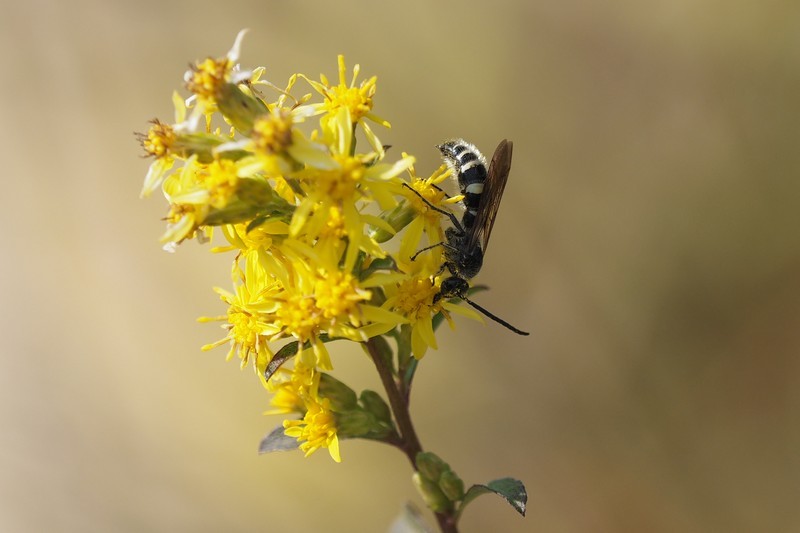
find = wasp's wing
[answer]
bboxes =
[468,139,513,252]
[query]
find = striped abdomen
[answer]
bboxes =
[437,139,487,230]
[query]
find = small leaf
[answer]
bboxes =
[359,389,392,424]
[458,477,527,519]
[318,373,358,411]
[359,256,400,280]
[258,425,298,454]
[245,215,269,233]
[264,334,339,381]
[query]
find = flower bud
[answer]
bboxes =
[216,83,269,134]
[415,452,448,483]
[202,178,292,226]
[335,409,375,438]
[171,133,228,164]
[368,200,416,243]
[412,472,453,513]
[438,470,465,502]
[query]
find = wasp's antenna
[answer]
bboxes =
[462,296,530,336]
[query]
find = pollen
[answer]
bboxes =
[227,306,261,350]
[320,55,376,122]
[284,397,340,461]
[319,206,347,240]
[252,109,293,155]
[165,202,199,224]
[139,120,176,158]
[324,83,375,122]
[202,159,239,208]
[276,294,322,340]
[317,155,365,201]
[393,277,439,321]
[314,272,370,320]
[186,56,233,101]
[407,178,448,223]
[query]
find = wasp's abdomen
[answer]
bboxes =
[437,139,487,229]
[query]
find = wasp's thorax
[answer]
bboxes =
[443,227,483,279]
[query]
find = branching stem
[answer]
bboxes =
[365,338,458,533]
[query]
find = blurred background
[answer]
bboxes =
[2,0,799,531]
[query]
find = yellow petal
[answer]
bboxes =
[442,301,483,321]
[416,315,438,351]
[313,339,333,371]
[360,304,408,325]
[328,434,342,463]
[358,321,398,339]
[411,326,429,359]
[360,273,407,289]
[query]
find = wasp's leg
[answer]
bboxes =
[410,242,443,262]
[409,240,459,262]
[402,183,463,231]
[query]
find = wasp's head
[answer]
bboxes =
[435,276,470,303]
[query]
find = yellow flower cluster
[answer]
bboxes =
[138,31,479,462]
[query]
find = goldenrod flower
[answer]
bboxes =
[138,92,186,197]
[139,31,491,462]
[284,396,341,462]
[302,55,390,154]
[266,361,342,462]
[139,119,176,160]
[184,29,249,105]
[398,160,461,261]
[199,253,283,376]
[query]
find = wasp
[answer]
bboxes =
[406,138,529,336]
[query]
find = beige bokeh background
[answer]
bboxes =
[2,0,799,531]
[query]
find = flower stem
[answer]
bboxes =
[365,338,458,533]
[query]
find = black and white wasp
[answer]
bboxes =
[406,138,529,336]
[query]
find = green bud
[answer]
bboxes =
[359,390,392,424]
[203,201,262,226]
[217,83,269,134]
[237,177,283,208]
[416,452,448,483]
[368,200,416,243]
[203,178,284,226]
[171,133,226,163]
[335,409,375,438]
[438,470,465,502]
[318,374,358,411]
[412,472,453,513]
[203,178,292,226]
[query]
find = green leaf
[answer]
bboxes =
[359,389,392,424]
[245,215,270,233]
[318,373,359,411]
[458,477,527,519]
[258,425,298,454]
[358,256,400,280]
